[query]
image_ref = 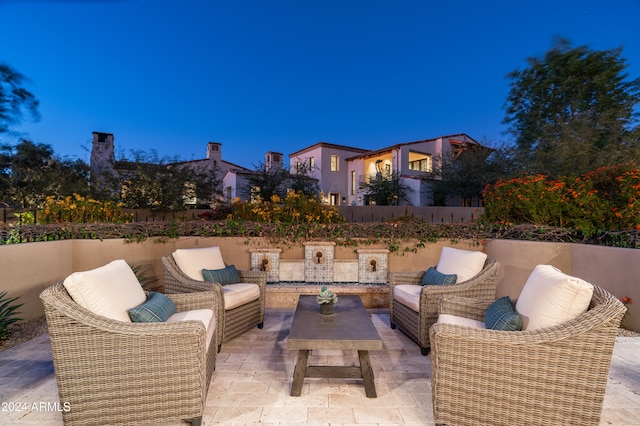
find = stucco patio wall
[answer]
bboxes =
[1,238,637,331]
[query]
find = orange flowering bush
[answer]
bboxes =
[38,194,135,224]
[229,191,344,224]
[483,164,640,236]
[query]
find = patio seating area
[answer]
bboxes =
[1,307,640,425]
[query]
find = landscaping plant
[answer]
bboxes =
[483,164,640,237]
[38,194,135,224]
[0,291,23,340]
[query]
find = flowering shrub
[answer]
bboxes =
[38,194,134,224]
[483,164,640,236]
[197,204,234,220]
[229,191,344,224]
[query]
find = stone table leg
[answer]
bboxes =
[358,350,377,398]
[291,349,309,396]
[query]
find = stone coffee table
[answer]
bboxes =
[287,294,383,397]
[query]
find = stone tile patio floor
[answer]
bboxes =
[1,309,640,425]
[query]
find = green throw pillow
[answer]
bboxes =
[485,296,522,331]
[421,266,457,285]
[202,264,241,285]
[128,291,176,322]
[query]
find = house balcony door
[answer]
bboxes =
[329,193,340,206]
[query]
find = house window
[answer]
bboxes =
[331,155,339,172]
[309,157,315,171]
[351,171,356,195]
[296,161,302,173]
[409,154,432,172]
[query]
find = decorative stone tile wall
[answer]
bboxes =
[304,242,335,283]
[357,248,390,283]
[249,248,281,283]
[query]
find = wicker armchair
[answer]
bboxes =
[40,281,216,426]
[430,284,626,426]
[389,258,500,355]
[162,252,267,351]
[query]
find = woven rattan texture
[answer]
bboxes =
[40,282,216,425]
[430,284,626,426]
[389,258,500,352]
[162,253,266,349]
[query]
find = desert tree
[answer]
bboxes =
[504,38,640,178]
[0,63,39,137]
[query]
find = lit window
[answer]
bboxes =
[309,157,315,171]
[331,155,339,171]
[408,154,432,172]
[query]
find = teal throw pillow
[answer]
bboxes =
[421,266,457,285]
[202,264,241,285]
[485,296,522,331]
[128,291,176,323]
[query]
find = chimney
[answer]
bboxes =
[266,151,283,172]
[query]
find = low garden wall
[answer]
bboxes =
[1,237,637,331]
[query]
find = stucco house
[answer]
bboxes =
[289,133,487,206]
[91,131,488,207]
[89,131,250,205]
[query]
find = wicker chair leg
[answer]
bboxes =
[421,346,430,356]
[217,343,222,353]
[189,417,202,426]
[258,322,264,329]
[390,322,396,329]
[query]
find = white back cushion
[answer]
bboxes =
[436,247,487,282]
[63,259,146,322]
[515,265,593,330]
[172,246,225,281]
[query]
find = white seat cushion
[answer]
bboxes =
[436,247,487,282]
[393,285,422,312]
[223,283,261,310]
[172,246,226,281]
[167,308,216,353]
[515,265,594,330]
[437,313,486,329]
[63,259,146,322]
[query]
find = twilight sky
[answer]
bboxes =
[1,0,639,169]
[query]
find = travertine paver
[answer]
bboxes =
[1,309,639,425]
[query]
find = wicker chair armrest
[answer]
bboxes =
[437,295,493,321]
[435,258,500,296]
[238,270,267,287]
[166,290,217,313]
[389,271,424,287]
[432,286,626,347]
[41,285,209,340]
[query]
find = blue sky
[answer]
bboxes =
[1,0,640,169]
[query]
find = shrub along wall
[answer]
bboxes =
[1,237,637,331]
